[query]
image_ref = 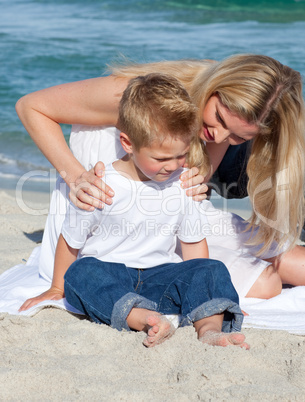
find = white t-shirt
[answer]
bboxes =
[61,163,209,268]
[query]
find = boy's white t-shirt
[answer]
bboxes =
[61,163,209,268]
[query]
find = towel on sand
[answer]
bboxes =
[0,247,80,316]
[1,246,305,335]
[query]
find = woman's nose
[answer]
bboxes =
[214,127,230,144]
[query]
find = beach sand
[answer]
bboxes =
[1,188,305,401]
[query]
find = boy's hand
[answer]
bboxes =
[69,161,115,211]
[180,167,209,201]
[18,287,64,312]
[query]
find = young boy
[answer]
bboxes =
[21,74,248,349]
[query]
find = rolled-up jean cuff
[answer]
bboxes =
[111,292,158,331]
[186,298,244,333]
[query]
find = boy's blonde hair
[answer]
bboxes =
[110,55,305,255]
[118,73,204,158]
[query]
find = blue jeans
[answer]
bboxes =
[64,257,243,333]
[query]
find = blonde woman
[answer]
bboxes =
[16,54,305,304]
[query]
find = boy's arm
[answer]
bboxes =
[180,238,209,261]
[19,234,78,311]
[51,234,79,291]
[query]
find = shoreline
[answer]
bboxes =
[0,173,55,196]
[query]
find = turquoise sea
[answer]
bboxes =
[1,0,305,192]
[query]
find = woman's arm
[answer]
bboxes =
[16,76,129,185]
[16,75,210,207]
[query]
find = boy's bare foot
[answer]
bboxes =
[199,330,250,349]
[142,314,175,348]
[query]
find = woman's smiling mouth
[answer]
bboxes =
[203,124,214,141]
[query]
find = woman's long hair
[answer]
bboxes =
[110,54,305,255]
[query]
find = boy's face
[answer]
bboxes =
[132,137,190,182]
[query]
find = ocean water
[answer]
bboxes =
[1,0,305,192]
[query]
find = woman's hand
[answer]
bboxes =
[180,167,209,201]
[18,286,65,312]
[69,161,115,211]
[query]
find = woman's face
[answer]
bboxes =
[200,95,259,145]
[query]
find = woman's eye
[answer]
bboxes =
[232,134,247,143]
[216,112,225,126]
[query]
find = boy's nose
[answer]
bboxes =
[165,159,181,172]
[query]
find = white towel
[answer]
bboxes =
[0,247,80,317]
[1,246,305,335]
[240,288,305,335]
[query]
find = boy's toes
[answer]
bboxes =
[199,331,250,349]
[229,333,250,349]
[143,314,175,348]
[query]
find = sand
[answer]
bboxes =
[1,188,305,401]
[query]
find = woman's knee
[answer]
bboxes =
[246,265,282,299]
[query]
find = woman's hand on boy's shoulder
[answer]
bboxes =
[180,167,209,201]
[69,161,115,211]
[18,287,65,312]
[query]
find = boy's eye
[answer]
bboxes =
[155,154,187,162]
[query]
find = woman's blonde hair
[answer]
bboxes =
[109,54,305,255]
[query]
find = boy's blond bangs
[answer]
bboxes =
[118,73,200,155]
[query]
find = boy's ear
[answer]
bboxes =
[120,132,134,153]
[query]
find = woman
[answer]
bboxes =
[16,54,305,305]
